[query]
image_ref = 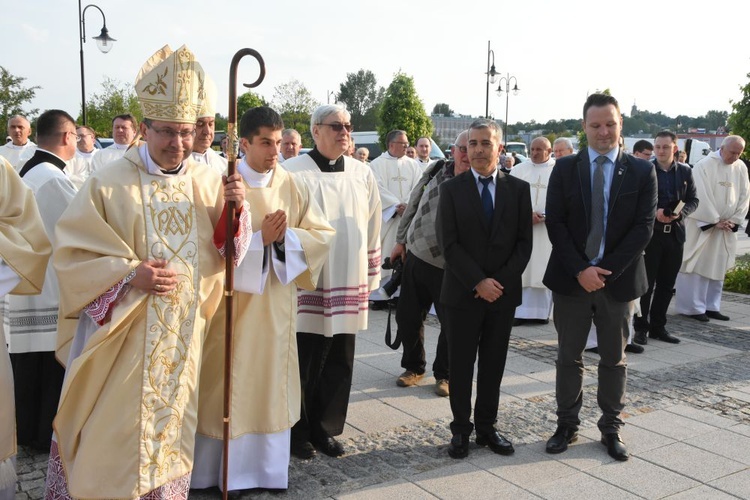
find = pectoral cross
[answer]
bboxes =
[718,180,733,204]
[530,176,547,207]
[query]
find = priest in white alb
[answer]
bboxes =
[0,115,36,171]
[43,44,251,500]
[368,130,422,302]
[676,135,749,321]
[194,106,332,491]
[5,110,78,454]
[509,137,555,324]
[63,125,98,189]
[0,156,51,500]
[283,104,381,459]
[90,113,138,172]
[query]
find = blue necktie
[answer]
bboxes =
[479,176,494,224]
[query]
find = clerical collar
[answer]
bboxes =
[112,142,129,150]
[238,157,274,188]
[308,147,345,173]
[138,144,186,176]
[77,149,96,159]
[191,150,208,164]
[18,148,66,178]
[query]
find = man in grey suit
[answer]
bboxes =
[543,94,657,461]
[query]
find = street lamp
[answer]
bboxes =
[484,41,498,119]
[79,0,116,125]
[327,90,337,104]
[496,73,519,144]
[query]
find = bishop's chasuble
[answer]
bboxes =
[49,145,246,499]
[194,161,333,491]
[0,157,51,498]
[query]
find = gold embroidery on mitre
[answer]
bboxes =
[139,173,199,481]
[135,44,206,124]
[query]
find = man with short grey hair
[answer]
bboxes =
[369,130,423,305]
[553,137,574,159]
[0,115,36,171]
[283,104,382,459]
[279,128,302,162]
[675,134,749,322]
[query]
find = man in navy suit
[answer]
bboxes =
[436,119,532,459]
[543,94,657,461]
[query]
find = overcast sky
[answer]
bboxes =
[4,0,749,127]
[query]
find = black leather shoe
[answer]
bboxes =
[313,436,345,457]
[686,313,710,322]
[633,331,648,345]
[601,433,629,461]
[546,426,578,454]
[512,318,526,326]
[531,319,549,325]
[585,347,599,354]
[649,328,681,344]
[448,433,469,459]
[290,439,316,459]
[475,429,514,455]
[706,310,730,321]
[625,343,644,354]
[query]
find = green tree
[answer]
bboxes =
[272,80,319,146]
[337,69,384,131]
[82,77,141,137]
[377,72,433,149]
[0,66,40,125]
[729,72,750,159]
[432,103,454,116]
[236,91,268,119]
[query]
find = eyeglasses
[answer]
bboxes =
[317,122,353,133]
[149,126,196,140]
[455,145,468,154]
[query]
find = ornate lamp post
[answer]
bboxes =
[496,74,520,144]
[484,41,498,119]
[79,0,116,125]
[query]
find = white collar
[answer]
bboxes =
[238,157,273,187]
[138,144,186,176]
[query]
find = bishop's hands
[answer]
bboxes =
[475,278,504,302]
[577,266,612,293]
[131,259,178,296]
[222,173,245,205]
[262,209,287,246]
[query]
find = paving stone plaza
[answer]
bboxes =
[15,237,750,499]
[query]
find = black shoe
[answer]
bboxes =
[448,433,470,459]
[633,331,648,345]
[475,429,514,455]
[546,426,578,454]
[312,436,345,457]
[686,313,710,322]
[512,318,526,326]
[625,343,644,354]
[584,347,599,354]
[706,310,730,321]
[601,433,629,461]
[290,439,316,459]
[649,328,681,344]
[531,318,549,325]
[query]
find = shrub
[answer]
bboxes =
[724,255,750,294]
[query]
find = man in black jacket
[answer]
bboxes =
[436,119,532,459]
[543,94,656,462]
[633,130,699,345]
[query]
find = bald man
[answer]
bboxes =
[0,115,36,171]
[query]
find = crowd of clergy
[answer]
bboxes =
[0,42,748,500]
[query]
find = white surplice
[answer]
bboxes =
[191,148,228,176]
[90,142,128,172]
[510,159,555,319]
[0,142,36,171]
[64,149,96,189]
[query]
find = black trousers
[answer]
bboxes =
[396,252,449,380]
[637,229,683,330]
[552,291,629,434]
[10,351,65,451]
[443,302,513,436]
[291,332,355,443]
